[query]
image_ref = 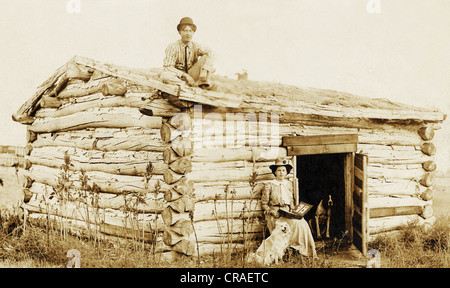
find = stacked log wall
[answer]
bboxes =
[185,106,441,247]
[20,64,178,251]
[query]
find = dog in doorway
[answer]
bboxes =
[248,221,291,265]
[309,195,333,239]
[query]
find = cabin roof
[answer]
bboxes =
[12,55,446,124]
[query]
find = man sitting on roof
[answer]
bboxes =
[139,17,215,116]
[160,17,215,89]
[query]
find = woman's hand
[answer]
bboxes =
[265,209,279,218]
[271,210,280,218]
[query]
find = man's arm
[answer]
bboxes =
[163,42,185,78]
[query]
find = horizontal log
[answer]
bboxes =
[236,91,445,121]
[66,61,92,81]
[137,98,181,117]
[367,164,426,180]
[368,195,430,208]
[35,96,147,119]
[192,105,431,132]
[193,218,264,244]
[358,144,433,165]
[24,164,169,195]
[29,108,162,133]
[57,77,117,98]
[191,147,287,163]
[193,181,264,202]
[187,165,273,183]
[191,135,281,149]
[40,126,161,138]
[287,143,357,156]
[367,178,428,196]
[193,199,262,222]
[282,134,358,146]
[191,116,280,133]
[29,146,167,176]
[290,124,425,146]
[370,206,422,218]
[368,217,437,242]
[39,95,63,108]
[32,131,166,152]
[101,82,127,96]
[28,181,165,213]
[23,199,162,238]
[369,215,436,235]
[91,69,109,81]
[30,145,164,164]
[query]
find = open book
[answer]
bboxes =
[278,202,314,219]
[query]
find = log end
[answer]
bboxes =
[420,173,435,187]
[418,126,435,141]
[422,161,437,172]
[421,205,434,219]
[420,189,433,201]
[421,143,436,156]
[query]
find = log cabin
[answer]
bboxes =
[12,55,446,259]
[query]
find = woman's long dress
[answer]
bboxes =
[262,179,317,258]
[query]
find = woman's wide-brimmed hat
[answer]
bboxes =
[177,17,197,32]
[269,158,293,175]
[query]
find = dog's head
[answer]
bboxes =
[327,195,334,207]
[275,221,291,234]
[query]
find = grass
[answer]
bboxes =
[1,165,449,268]
[369,216,450,268]
[1,212,448,268]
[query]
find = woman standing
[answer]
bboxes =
[261,158,317,258]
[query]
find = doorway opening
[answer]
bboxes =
[296,153,347,240]
[282,133,368,255]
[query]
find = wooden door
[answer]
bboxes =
[353,153,369,255]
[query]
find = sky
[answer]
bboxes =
[1,0,449,170]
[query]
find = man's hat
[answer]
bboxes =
[177,17,197,32]
[269,157,293,175]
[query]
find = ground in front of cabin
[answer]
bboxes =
[0,169,449,268]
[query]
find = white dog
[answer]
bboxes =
[248,221,291,265]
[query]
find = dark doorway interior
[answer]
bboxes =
[296,153,347,239]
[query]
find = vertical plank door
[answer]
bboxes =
[353,153,369,255]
